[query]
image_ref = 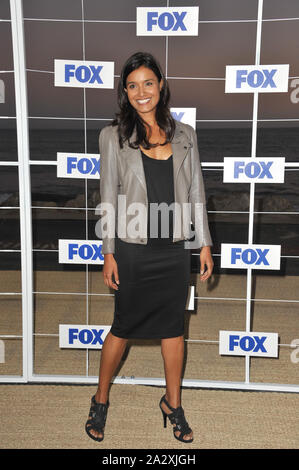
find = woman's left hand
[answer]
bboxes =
[200,246,214,281]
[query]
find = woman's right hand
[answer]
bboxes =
[103,254,120,290]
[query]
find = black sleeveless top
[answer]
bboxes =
[141,151,174,243]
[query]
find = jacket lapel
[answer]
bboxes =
[172,129,192,184]
[120,139,146,191]
[120,123,191,194]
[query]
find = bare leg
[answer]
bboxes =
[88,332,128,439]
[160,335,193,441]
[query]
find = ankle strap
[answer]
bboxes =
[161,394,178,412]
[92,395,109,408]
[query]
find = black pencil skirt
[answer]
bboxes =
[110,235,191,339]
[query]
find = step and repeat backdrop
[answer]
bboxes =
[0,0,299,390]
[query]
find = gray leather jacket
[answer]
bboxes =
[98,120,212,254]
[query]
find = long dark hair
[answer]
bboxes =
[112,52,176,149]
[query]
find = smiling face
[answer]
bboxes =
[125,65,163,118]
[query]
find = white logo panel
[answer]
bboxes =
[221,244,281,270]
[59,325,111,349]
[136,7,199,36]
[170,108,196,129]
[225,64,289,93]
[54,60,114,88]
[223,157,285,183]
[58,240,104,265]
[219,331,279,357]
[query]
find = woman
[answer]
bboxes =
[85,52,213,444]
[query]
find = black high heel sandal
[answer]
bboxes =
[159,395,193,443]
[85,395,109,442]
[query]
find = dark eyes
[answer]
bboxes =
[127,81,153,89]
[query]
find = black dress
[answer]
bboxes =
[110,151,191,339]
